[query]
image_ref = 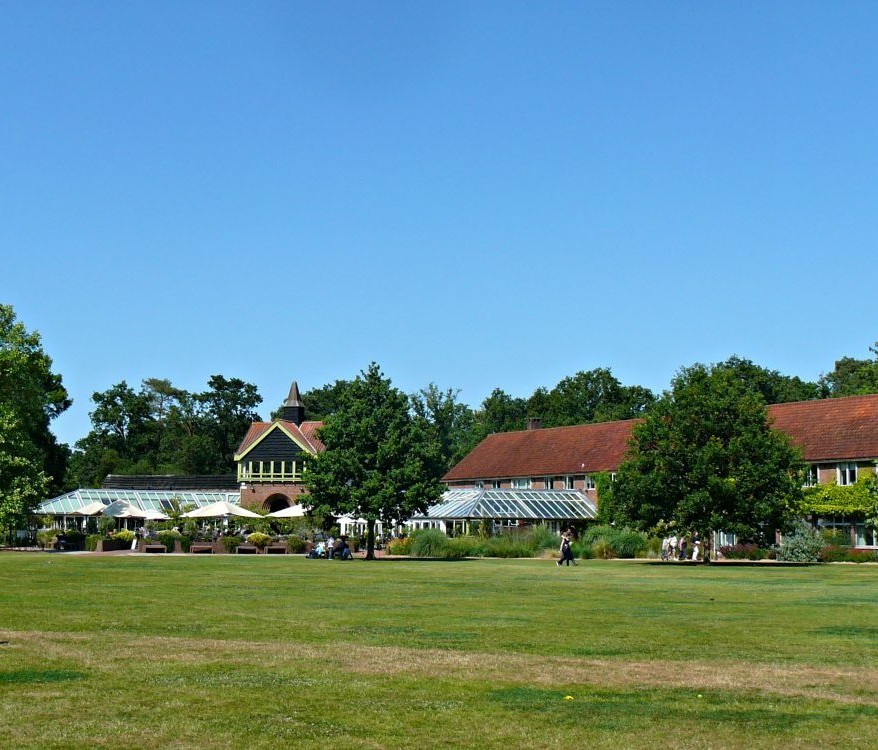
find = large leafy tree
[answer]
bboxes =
[530,367,656,427]
[305,363,445,559]
[714,356,821,404]
[820,342,878,396]
[410,383,475,471]
[68,375,262,485]
[0,305,69,537]
[295,379,356,422]
[611,363,804,546]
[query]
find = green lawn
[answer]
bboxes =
[0,554,876,749]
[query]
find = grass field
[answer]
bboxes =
[0,553,876,749]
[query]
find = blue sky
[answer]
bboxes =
[3,2,876,447]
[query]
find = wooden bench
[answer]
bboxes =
[235,544,258,554]
[190,543,214,554]
[144,544,167,554]
[266,544,288,555]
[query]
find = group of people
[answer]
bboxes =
[661,532,702,561]
[307,535,353,560]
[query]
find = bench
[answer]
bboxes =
[266,544,288,555]
[190,543,214,554]
[236,544,258,554]
[144,544,167,554]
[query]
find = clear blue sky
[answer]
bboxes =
[3,2,876,447]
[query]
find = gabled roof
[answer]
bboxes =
[443,394,878,481]
[444,419,640,481]
[234,420,325,460]
[767,394,878,462]
[416,488,597,521]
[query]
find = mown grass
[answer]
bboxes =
[0,554,876,749]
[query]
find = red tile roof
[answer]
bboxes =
[443,419,641,481]
[767,394,878,462]
[234,420,324,459]
[444,394,878,481]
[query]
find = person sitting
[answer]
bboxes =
[339,537,353,560]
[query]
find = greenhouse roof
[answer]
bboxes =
[418,488,597,521]
[36,488,241,516]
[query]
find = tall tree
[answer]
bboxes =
[611,363,804,546]
[295,380,355,422]
[715,356,821,404]
[0,305,69,537]
[305,363,445,559]
[410,383,475,471]
[820,342,878,396]
[197,375,262,474]
[526,368,656,427]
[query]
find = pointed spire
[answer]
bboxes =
[280,381,306,425]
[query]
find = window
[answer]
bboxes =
[804,465,819,487]
[544,477,554,489]
[584,475,596,490]
[511,478,531,489]
[474,480,484,488]
[491,479,501,489]
[565,476,575,490]
[837,463,858,486]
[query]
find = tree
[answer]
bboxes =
[820,342,878,396]
[611,363,804,546]
[714,356,821,404]
[305,363,445,559]
[529,367,655,427]
[295,380,356,422]
[0,306,69,522]
[410,383,475,471]
[68,375,263,485]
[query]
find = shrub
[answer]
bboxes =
[582,525,647,559]
[247,532,272,550]
[85,534,101,552]
[286,536,306,554]
[410,528,448,558]
[444,536,481,558]
[386,536,412,555]
[776,522,823,562]
[719,543,771,560]
[820,545,878,563]
[114,529,136,543]
[482,536,536,558]
[36,530,56,549]
[157,529,182,553]
[221,535,243,553]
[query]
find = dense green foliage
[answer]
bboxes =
[819,341,878,396]
[305,363,446,558]
[67,375,263,486]
[776,521,825,562]
[611,364,805,545]
[800,474,878,516]
[0,305,70,541]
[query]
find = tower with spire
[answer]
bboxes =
[280,381,306,425]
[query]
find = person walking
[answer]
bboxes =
[557,529,577,566]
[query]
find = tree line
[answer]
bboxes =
[2,302,878,542]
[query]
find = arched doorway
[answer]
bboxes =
[264,493,292,513]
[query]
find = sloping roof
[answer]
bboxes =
[416,488,597,521]
[444,394,878,481]
[234,419,325,459]
[767,394,878,462]
[444,419,640,481]
[37,489,241,515]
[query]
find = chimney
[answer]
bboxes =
[526,417,542,430]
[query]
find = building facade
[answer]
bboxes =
[443,394,878,547]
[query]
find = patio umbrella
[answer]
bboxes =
[70,501,108,516]
[266,504,308,518]
[182,501,263,519]
[101,500,148,519]
[142,508,169,521]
